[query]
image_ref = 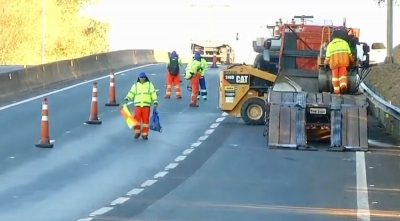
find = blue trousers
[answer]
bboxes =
[197,76,207,99]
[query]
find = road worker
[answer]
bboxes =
[196,52,208,100]
[165,51,182,99]
[324,29,354,94]
[184,53,203,107]
[124,72,158,140]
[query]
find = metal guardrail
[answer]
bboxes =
[360,82,400,121]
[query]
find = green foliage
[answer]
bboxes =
[0,0,109,64]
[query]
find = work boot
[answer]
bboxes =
[340,86,347,94]
[177,96,182,99]
[190,103,199,107]
[203,97,207,100]
[134,133,140,139]
[142,135,148,140]
[164,95,170,99]
[197,96,200,100]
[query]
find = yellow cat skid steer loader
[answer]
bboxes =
[218,64,277,125]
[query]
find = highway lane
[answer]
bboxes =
[0,64,223,221]
[94,108,400,219]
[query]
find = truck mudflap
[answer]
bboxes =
[264,91,369,151]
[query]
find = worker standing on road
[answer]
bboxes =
[165,51,182,99]
[184,53,203,107]
[324,29,354,94]
[124,72,158,140]
[196,52,208,100]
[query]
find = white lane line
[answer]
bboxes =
[204,129,214,135]
[140,179,157,187]
[216,117,226,122]
[356,151,370,220]
[198,135,209,141]
[127,188,144,196]
[110,197,130,206]
[175,156,186,162]
[154,171,169,178]
[0,64,158,111]
[191,142,202,148]
[76,218,93,221]
[210,123,220,128]
[76,112,228,221]
[89,207,113,217]
[165,163,179,170]
[182,149,194,155]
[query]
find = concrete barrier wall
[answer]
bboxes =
[0,49,189,99]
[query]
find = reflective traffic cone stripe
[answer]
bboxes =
[35,98,54,148]
[86,82,102,125]
[105,71,119,106]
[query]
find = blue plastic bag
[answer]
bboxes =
[150,108,162,132]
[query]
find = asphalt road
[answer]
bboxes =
[2,63,400,221]
[0,63,223,221]
[91,95,400,219]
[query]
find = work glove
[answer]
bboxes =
[153,102,158,110]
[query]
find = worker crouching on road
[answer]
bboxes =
[124,72,158,140]
[324,29,354,94]
[196,52,208,100]
[165,51,182,99]
[184,53,203,107]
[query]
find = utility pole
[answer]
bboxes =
[41,0,46,64]
[385,0,394,63]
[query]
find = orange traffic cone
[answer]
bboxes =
[35,98,54,148]
[105,70,119,106]
[210,55,218,68]
[86,82,102,125]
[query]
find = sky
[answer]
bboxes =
[81,0,399,63]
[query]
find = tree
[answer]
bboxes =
[0,0,109,64]
[375,0,399,6]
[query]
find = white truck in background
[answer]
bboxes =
[369,42,387,65]
[189,4,236,64]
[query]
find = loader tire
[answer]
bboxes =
[241,98,265,125]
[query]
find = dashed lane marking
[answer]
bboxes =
[110,197,130,206]
[191,142,202,148]
[165,163,179,170]
[126,188,144,196]
[175,156,186,162]
[89,207,113,217]
[154,171,168,178]
[140,180,157,187]
[76,112,227,221]
[182,149,194,155]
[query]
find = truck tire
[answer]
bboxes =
[241,98,265,125]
